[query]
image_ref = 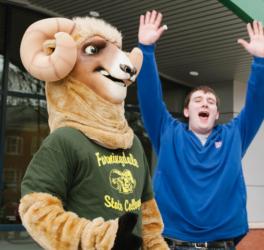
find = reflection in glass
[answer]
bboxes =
[125,108,153,174]
[8,61,45,95]
[0,54,3,88]
[0,0,4,90]
[0,96,49,224]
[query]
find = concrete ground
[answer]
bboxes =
[0,231,41,250]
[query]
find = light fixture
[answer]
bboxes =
[189,71,199,76]
[89,11,100,17]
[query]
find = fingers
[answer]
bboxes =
[145,11,151,24]
[237,38,249,50]
[157,25,167,38]
[138,10,167,44]
[150,10,157,23]
[239,20,264,57]
[143,10,163,26]
[255,20,263,36]
[154,12,163,29]
[247,22,254,37]
[140,15,145,26]
[247,20,263,37]
[253,20,259,35]
[259,21,263,36]
[97,219,119,248]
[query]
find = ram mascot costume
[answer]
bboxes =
[19,16,169,250]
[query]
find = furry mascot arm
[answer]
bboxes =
[139,151,169,250]
[20,193,141,250]
[19,192,117,250]
[142,199,169,250]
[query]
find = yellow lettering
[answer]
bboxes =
[124,199,141,212]
[104,195,123,211]
[114,155,118,164]
[95,152,139,168]
[104,195,112,208]
[96,152,102,167]
[108,155,113,164]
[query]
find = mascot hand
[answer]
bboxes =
[112,212,142,250]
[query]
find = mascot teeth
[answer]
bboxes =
[100,70,110,76]
[116,81,126,87]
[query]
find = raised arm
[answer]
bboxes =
[137,11,174,153]
[138,11,167,45]
[235,21,264,154]
[238,21,264,58]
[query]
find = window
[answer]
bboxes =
[5,136,23,155]
[0,2,50,228]
[8,61,45,94]
[3,168,17,188]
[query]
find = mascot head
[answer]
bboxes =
[20,17,143,149]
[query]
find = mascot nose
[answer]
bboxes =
[120,64,137,77]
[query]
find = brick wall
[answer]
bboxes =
[237,229,264,250]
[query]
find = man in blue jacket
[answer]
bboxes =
[137,10,264,250]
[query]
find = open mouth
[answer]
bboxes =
[98,68,126,87]
[198,111,209,118]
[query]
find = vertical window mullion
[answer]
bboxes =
[0,5,11,199]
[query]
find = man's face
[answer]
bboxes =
[184,90,219,135]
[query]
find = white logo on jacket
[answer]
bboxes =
[215,141,222,149]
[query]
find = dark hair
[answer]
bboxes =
[184,85,220,109]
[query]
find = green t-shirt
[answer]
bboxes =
[21,127,153,236]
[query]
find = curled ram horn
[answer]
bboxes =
[20,17,77,82]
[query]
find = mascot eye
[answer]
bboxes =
[85,45,99,55]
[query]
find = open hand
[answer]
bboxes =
[238,20,264,58]
[138,10,167,45]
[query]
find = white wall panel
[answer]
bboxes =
[234,80,264,227]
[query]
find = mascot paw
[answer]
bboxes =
[112,212,142,250]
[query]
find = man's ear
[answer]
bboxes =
[183,108,189,118]
[216,111,219,120]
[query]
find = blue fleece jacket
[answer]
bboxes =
[137,44,264,242]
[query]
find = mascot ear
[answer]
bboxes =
[43,39,56,55]
[127,47,143,83]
